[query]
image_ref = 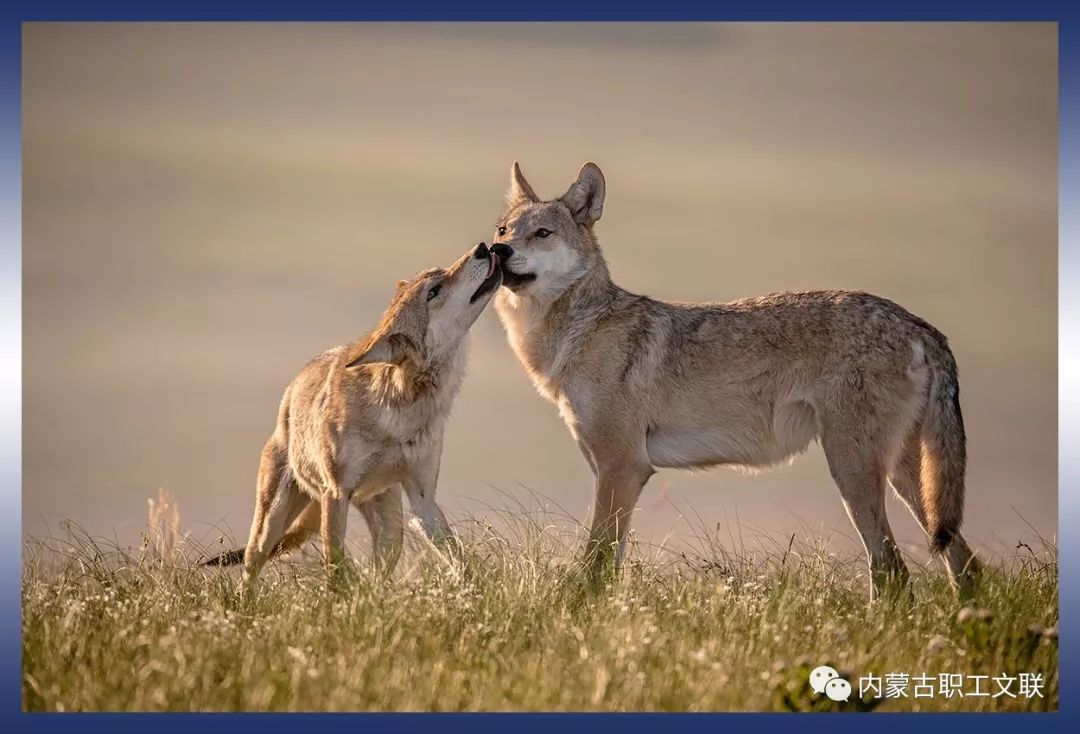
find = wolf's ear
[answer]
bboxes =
[345,332,420,368]
[560,162,605,226]
[507,161,539,208]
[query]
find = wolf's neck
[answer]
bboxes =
[497,260,628,397]
[371,342,468,408]
[549,260,622,328]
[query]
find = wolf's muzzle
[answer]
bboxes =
[490,243,514,260]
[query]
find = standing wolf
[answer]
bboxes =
[490,161,979,599]
[204,243,503,587]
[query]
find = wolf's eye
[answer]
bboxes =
[427,284,441,301]
[497,225,507,237]
[535,228,552,239]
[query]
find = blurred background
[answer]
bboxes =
[23,23,1057,561]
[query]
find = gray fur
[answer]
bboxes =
[492,161,978,600]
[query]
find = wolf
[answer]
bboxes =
[489,161,980,599]
[202,243,503,586]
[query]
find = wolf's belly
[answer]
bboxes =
[645,400,818,470]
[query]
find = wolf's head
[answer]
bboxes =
[490,161,606,303]
[346,243,502,370]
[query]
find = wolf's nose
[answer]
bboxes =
[491,243,514,260]
[473,242,490,260]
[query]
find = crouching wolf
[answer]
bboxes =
[490,161,979,600]
[203,243,503,586]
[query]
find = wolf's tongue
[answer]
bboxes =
[486,254,499,278]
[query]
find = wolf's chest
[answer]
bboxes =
[374,382,457,442]
[503,325,582,407]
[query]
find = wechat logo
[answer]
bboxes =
[810,665,852,702]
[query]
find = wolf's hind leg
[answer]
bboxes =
[274,499,320,556]
[204,498,316,568]
[821,426,909,602]
[889,426,980,598]
[242,443,310,591]
[356,485,404,574]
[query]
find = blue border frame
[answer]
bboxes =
[4,3,1075,21]
[5,3,1076,731]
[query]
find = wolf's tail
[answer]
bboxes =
[201,547,245,567]
[919,346,967,554]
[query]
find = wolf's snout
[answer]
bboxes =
[490,243,514,260]
[472,242,490,260]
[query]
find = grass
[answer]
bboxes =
[22,502,1058,712]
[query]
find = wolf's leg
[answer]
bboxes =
[579,422,654,580]
[821,427,909,602]
[402,435,460,560]
[242,442,310,592]
[585,462,653,577]
[889,426,980,597]
[402,473,457,555]
[356,485,404,574]
[274,499,320,556]
[320,491,351,579]
[575,438,598,474]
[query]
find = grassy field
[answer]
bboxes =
[22,511,1058,712]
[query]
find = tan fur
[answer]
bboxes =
[491,162,977,600]
[203,244,502,588]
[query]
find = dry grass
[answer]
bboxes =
[22,502,1058,712]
